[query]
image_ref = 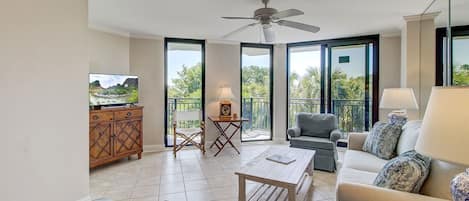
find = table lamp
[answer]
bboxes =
[379,88,419,125]
[218,86,234,118]
[415,87,469,201]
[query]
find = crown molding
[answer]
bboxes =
[404,12,441,22]
[88,23,130,38]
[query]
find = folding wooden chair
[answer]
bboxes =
[172,110,205,157]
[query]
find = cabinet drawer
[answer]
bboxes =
[115,109,142,120]
[90,112,114,122]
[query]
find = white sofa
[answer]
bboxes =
[336,120,467,201]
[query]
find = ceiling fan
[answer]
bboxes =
[221,0,320,42]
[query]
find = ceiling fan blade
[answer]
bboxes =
[263,26,275,43]
[276,20,320,33]
[271,9,304,19]
[222,23,258,39]
[222,17,256,20]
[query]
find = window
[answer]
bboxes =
[240,43,273,142]
[164,38,205,147]
[436,26,469,86]
[287,36,379,137]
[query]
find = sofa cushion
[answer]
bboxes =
[342,150,389,173]
[338,167,378,185]
[396,120,421,155]
[363,121,402,159]
[296,113,337,138]
[290,136,335,150]
[373,150,432,193]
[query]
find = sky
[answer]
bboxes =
[453,36,469,66]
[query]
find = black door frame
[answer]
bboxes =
[164,37,206,147]
[435,25,469,86]
[240,43,274,142]
[286,35,379,139]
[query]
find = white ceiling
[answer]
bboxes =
[89,0,469,43]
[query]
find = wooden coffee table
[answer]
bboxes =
[235,147,315,201]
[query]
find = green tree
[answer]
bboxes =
[168,63,202,98]
[241,65,270,98]
[454,64,469,86]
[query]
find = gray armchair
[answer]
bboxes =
[288,113,341,172]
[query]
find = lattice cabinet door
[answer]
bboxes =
[89,122,114,166]
[114,119,142,158]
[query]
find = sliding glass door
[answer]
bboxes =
[328,44,371,132]
[287,45,324,128]
[287,36,378,136]
[164,38,205,147]
[241,43,273,142]
[436,26,469,86]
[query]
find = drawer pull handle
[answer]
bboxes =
[127,112,132,116]
[93,115,99,120]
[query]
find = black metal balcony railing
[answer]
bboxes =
[166,97,369,136]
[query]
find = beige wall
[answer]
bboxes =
[127,37,403,148]
[2,0,89,201]
[89,29,130,74]
[379,36,402,121]
[129,38,165,148]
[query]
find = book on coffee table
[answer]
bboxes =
[266,154,296,165]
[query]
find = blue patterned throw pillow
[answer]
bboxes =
[373,150,431,193]
[362,121,402,159]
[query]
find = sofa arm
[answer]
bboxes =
[347,132,369,151]
[287,127,301,138]
[337,183,449,201]
[330,129,342,142]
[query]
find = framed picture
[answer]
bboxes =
[219,103,232,117]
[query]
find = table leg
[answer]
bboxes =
[238,175,246,201]
[287,185,296,201]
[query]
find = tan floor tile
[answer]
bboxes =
[90,144,339,201]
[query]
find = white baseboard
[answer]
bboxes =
[76,195,91,201]
[143,144,165,153]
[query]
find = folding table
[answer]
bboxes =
[208,116,248,157]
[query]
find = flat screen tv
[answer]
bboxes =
[89,74,139,106]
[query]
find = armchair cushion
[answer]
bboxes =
[296,113,338,138]
[330,129,342,142]
[287,127,301,138]
[290,136,335,150]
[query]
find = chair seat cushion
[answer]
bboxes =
[337,167,378,185]
[176,128,202,136]
[290,136,335,150]
[342,150,389,173]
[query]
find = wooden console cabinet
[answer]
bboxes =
[89,106,143,168]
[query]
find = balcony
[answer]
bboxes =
[166,97,369,145]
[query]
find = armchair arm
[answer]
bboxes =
[347,132,369,151]
[337,182,449,201]
[330,129,342,142]
[287,127,301,138]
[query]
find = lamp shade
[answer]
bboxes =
[415,87,469,166]
[218,87,234,102]
[379,88,419,109]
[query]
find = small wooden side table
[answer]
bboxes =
[208,116,248,157]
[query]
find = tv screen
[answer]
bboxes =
[89,74,138,106]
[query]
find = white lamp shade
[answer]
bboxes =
[415,87,469,166]
[218,87,234,101]
[379,88,419,109]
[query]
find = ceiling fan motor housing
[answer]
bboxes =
[255,8,278,23]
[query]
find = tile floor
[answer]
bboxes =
[90,144,338,201]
